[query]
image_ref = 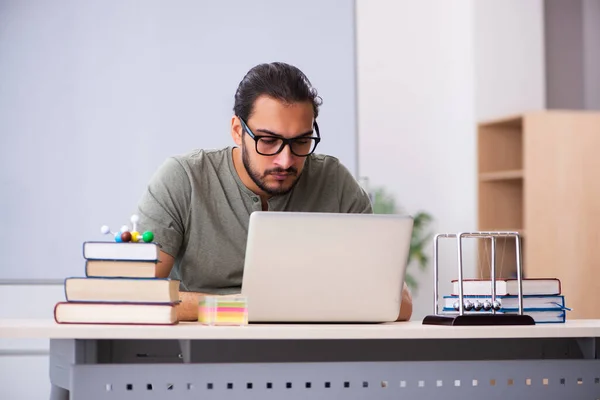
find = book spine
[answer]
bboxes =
[53,302,63,324]
[557,279,562,295]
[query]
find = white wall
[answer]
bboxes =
[356,0,477,319]
[0,284,65,400]
[356,0,546,320]
[474,0,546,121]
[0,0,358,281]
[0,1,357,398]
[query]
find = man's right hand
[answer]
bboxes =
[177,291,204,321]
[155,251,201,321]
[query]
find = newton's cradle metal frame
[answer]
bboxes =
[423,231,535,325]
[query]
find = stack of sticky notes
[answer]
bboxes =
[198,294,248,326]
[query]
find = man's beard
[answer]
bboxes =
[241,140,301,196]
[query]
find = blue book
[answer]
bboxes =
[443,294,565,310]
[442,295,568,323]
[441,308,566,324]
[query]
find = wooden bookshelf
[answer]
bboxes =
[477,114,524,280]
[477,111,600,319]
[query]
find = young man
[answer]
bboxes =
[136,62,413,321]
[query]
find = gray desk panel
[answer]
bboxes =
[49,336,600,399]
[104,337,595,363]
[71,359,600,400]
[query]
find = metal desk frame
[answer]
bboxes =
[42,324,600,400]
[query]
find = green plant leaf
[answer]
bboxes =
[370,185,434,293]
[404,272,418,292]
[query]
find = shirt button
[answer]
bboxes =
[252,197,259,203]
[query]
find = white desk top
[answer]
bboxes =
[1,319,600,340]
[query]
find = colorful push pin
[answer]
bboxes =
[131,214,139,232]
[127,215,140,242]
[101,225,122,242]
[101,216,154,243]
[120,231,132,242]
[142,231,154,243]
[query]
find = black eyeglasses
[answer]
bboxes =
[238,116,321,157]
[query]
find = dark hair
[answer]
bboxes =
[233,62,322,121]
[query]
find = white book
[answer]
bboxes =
[83,241,160,261]
[451,278,561,296]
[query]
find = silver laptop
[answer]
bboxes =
[241,212,413,323]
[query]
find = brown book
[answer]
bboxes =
[54,302,177,325]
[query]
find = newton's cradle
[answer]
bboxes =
[422,231,535,326]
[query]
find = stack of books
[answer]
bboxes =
[53,241,180,325]
[442,278,568,323]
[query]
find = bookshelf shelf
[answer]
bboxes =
[479,169,523,181]
[476,111,600,319]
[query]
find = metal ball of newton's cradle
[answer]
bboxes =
[464,300,474,311]
[483,300,493,311]
[100,214,154,243]
[492,300,502,311]
[473,300,483,311]
[478,300,502,312]
[453,300,476,311]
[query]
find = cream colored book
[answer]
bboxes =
[54,302,177,325]
[64,277,180,303]
[85,260,159,278]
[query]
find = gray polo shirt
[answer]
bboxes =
[136,146,372,294]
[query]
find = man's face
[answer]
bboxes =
[238,96,314,196]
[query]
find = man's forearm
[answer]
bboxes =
[397,282,413,321]
[177,291,206,321]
